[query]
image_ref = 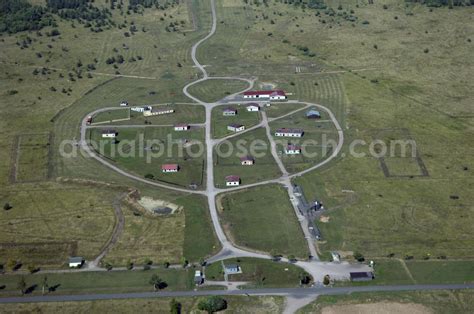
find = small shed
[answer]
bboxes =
[331,251,341,263]
[285,144,301,155]
[69,257,84,268]
[119,101,128,107]
[194,270,203,285]
[306,109,321,119]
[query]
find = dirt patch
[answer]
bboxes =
[319,215,330,223]
[337,251,354,259]
[322,302,432,314]
[137,197,181,215]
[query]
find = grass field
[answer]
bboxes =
[213,128,281,187]
[265,102,306,119]
[96,104,206,126]
[298,289,474,314]
[211,104,261,138]
[270,107,339,173]
[217,184,308,258]
[13,132,52,182]
[205,257,309,287]
[0,182,120,269]
[87,126,206,188]
[0,295,284,313]
[0,268,194,296]
[187,79,250,102]
[91,109,130,124]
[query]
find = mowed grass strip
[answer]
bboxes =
[211,104,261,139]
[218,184,308,258]
[0,268,194,296]
[0,296,284,313]
[265,102,306,119]
[406,260,474,284]
[213,128,281,188]
[187,79,250,103]
[205,257,309,288]
[92,109,130,124]
[87,126,205,188]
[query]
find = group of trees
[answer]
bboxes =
[0,0,55,34]
[406,0,474,7]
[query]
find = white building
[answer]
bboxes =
[131,106,151,113]
[285,145,301,155]
[225,175,240,186]
[246,104,260,112]
[101,129,117,138]
[119,101,128,107]
[174,124,190,131]
[243,90,286,100]
[162,164,179,173]
[275,128,304,138]
[227,124,245,132]
[223,108,237,116]
[69,257,83,268]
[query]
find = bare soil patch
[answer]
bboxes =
[322,302,432,314]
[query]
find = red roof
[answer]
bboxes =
[162,164,179,171]
[286,145,301,150]
[240,156,254,162]
[243,90,286,96]
[225,175,240,182]
[276,128,303,134]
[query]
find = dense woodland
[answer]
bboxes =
[0,0,172,34]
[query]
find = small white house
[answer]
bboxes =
[246,104,260,112]
[275,128,304,138]
[119,101,128,107]
[225,175,240,186]
[194,270,203,285]
[224,264,241,274]
[174,124,190,131]
[285,145,301,155]
[69,257,83,268]
[101,129,117,138]
[227,124,245,132]
[240,156,254,166]
[223,108,237,116]
[131,106,151,113]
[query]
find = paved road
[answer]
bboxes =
[1,284,472,304]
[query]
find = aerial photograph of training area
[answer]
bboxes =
[0,0,473,313]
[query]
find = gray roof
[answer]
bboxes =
[69,256,83,263]
[225,264,239,269]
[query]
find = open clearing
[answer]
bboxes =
[298,289,474,314]
[0,295,284,313]
[218,184,308,258]
[187,79,250,102]
[87,126,206,189]
[211,104,261,139]
[213,128,281,187]
[205,257,309,288]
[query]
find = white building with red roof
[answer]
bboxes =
[275,128,304,138]
[242,90,286,100]
[225,175,240,186]
[285,145,301,155]
[162,164,179,173]
[240,156,255,166]
[174,124,190,131]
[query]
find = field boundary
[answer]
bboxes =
[9,132,53,184]
[372,128,429,178]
